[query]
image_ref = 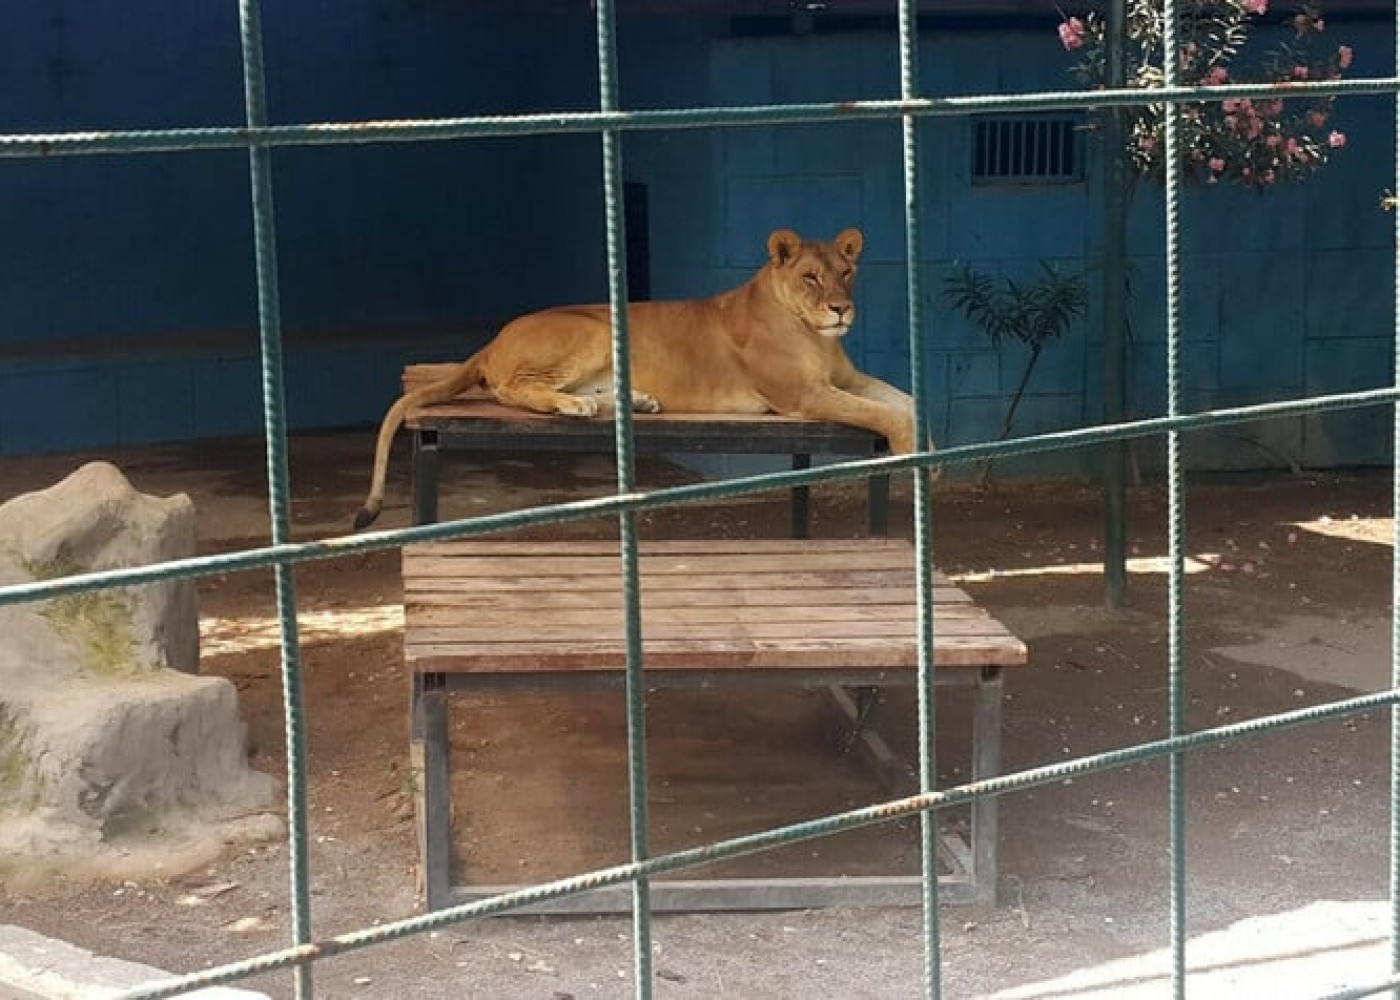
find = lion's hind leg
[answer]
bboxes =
[492,378,602,418]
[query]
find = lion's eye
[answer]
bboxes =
[803,272,821,287]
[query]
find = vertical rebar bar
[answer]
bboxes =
[1159,0,1188,994]
[235,1,312,996]
[895,2,940,996]
[591,2,652,996]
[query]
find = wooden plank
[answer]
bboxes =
[406,538,916,558]
[401,571,925,593]
[408,635,1028,672]
[406,619,1008,644]
[401,588,973,609]
[406,551,917,577]
[405,604,988,626]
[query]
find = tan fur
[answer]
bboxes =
[353,227,919,529]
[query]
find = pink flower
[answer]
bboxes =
[1243,0,1267,13]
[1308,111,1328,128]
[1292,65,1309,80]
[1262,170,1276,185]
[1285,137,1300,155]
[1266,134,1282,148]
[1058,17,1085,51]
[1222,98,1241,113]
[1209,157,1226,172]
[1328,130,1347,148]
[1205,65,1229,85]
[1339,45,1354,69]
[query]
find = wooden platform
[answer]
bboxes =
[405,537,1027,912]
[399,363,893,536]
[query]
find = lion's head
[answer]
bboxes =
[763,228,864,338]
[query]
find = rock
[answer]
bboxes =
[0,462,276,866]
[0,461,198,674]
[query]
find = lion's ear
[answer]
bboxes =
[767,229,802,266]
[835,228,864,262]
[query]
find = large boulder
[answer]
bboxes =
[0,462,276,865]
[0,461,199,675]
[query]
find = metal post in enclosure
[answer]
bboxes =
[591,0,654,993]
[236,1,314,996]
[894,1,941,992]
[1101,0,1130,612]
[1159,0,1189,992]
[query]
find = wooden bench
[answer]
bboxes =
[401,362,892,537]
[405,537,1027,912]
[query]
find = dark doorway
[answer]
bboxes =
[624,181,651,302]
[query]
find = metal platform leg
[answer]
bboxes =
[868,473,890,537]
[412,672,452,910]
[791,453,811,539]
[412,428,440,526]
[970,666,1003,905]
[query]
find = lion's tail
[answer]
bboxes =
[352,354,486,531]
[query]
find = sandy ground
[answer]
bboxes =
[0,431,1395,999]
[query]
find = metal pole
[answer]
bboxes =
[1102,0,1130,610]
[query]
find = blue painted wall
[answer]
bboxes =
[694,22,1397,474]
[1,7,1393,472]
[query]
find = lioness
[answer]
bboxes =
[353,227,918,530]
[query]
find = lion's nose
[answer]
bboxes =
[829,303,851,322]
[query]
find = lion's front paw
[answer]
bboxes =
[557,395,600,418]
[632,392,662,414]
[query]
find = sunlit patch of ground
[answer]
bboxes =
[955,553,1220,583]
[1293,515,1394,547]
[200,604,404,657]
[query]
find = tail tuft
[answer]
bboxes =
[352,504,380,531]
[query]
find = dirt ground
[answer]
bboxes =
[0,431,1396,999]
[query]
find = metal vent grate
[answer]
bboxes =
[972,114,1084,184]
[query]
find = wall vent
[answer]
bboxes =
[971,114,1084,185]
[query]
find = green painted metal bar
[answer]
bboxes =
[1392,0,1400,990]
[893,1,940,994]
[1159,0,1188,993]
[589,0,654,994]
[235,1,314,996]
[110,686,1400,1000]
[0,78,1392,158]
[1,386,1395,614]
[1101,0,1129,612]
